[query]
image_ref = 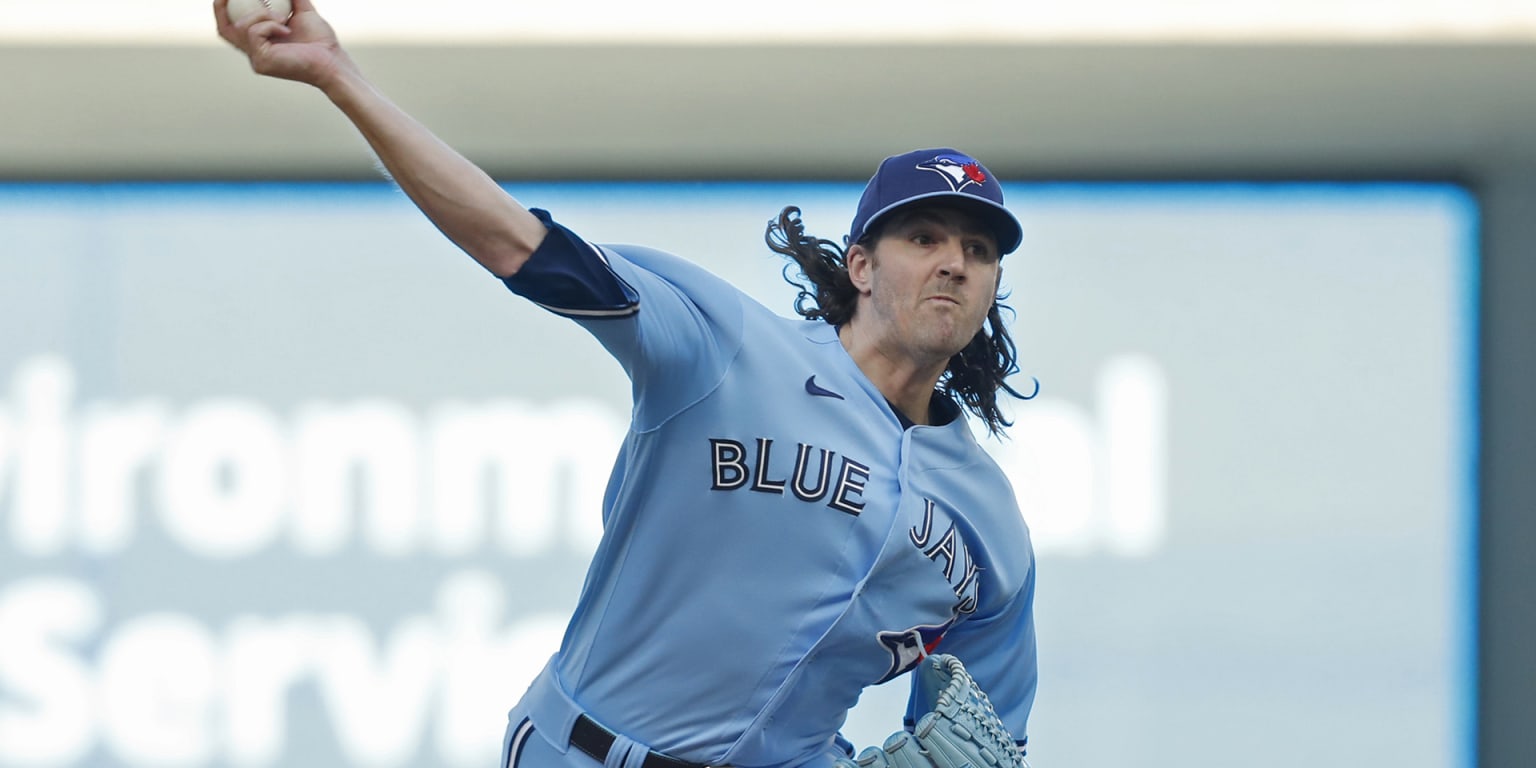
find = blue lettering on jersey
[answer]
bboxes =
[708,437,871,516]
[910,499,981,615]
[869,499,986,684]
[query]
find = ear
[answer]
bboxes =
[846,243,875,295]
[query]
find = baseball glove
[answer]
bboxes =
[839,655,1028,768]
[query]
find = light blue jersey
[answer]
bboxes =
[498,211,1037,768]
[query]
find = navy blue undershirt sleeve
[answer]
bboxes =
[501,208,640,318]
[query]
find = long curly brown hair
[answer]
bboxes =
[765,205,1035,436]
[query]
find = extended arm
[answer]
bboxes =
[213,0,545,277]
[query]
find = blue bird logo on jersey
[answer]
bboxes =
[874,617,957,684]
[916,154,990,193]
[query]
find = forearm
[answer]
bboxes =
[320,61,546,277]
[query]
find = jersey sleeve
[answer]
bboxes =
[906,558,1038,755]
[499,209,642,319]
[501,208,747,431]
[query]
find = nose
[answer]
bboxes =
[936,242,967,281]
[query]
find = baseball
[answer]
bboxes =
[226,0,293,23]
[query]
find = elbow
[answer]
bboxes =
[479,248,529,279]
[475,224,548,279]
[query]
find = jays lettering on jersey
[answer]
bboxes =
[502,210,1037,768]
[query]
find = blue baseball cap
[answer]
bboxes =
[848,148,1023,256]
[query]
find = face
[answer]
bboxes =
[847,204,1002,366]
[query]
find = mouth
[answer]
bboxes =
[925,295,961,305]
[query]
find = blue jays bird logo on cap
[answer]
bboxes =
[916,154,990,192]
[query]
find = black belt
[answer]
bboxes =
[569,714,709,768]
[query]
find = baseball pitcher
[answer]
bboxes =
[215,3,1040,768]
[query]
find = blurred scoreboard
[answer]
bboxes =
[0,181,1475,768]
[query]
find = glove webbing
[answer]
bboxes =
[924,655,1022,768]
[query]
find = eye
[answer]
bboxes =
[967,242,997,261]
[910,232,936,246]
